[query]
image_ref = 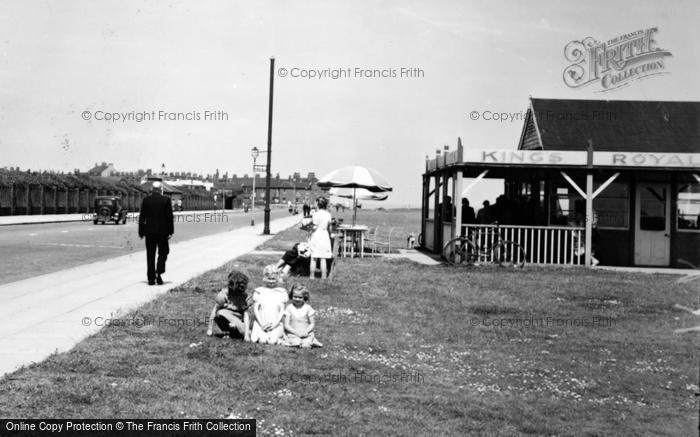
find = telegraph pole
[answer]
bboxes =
[263,57,274,235]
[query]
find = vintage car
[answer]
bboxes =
[93,196,128,225]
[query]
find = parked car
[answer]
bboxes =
[93,196,128,225]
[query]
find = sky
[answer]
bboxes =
[0,0,698,208]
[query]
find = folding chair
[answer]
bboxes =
[366,226,390,255]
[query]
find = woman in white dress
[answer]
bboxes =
[308,197,332,279]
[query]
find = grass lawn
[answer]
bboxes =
[0,210,698,436]
[257,208,420,254]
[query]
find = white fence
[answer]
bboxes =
[461,224,585,265]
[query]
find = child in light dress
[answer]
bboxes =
[249,265,288,344]
[282,284,323,348]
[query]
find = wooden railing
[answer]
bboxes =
[461,224,585,265]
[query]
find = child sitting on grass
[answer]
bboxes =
[274,242,312,277]
[249,265,288,344]
[282,284,323,348]
[206,270,251,340]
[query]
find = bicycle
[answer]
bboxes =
[442,222,526,268]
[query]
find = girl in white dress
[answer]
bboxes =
[249,265,288,344]
[308,197,332,279]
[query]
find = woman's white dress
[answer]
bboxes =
[308,209,332,259]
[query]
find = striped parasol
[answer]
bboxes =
[329,187,389,201]
[318,166,392,224]
[317,166,393,193]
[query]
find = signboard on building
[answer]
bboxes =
[462,150,588,166]
[593,152,700,168]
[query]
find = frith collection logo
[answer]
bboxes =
[563,27,672,92]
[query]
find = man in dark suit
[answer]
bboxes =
[461,198,476,224]
[477,200,493,224]
[138,181,174,285]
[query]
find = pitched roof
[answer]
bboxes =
[220,176,315,190]
[521,98,700,153]
[140,180,183,195]
[88,164,110,174]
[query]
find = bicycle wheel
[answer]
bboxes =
[492,241,526,268]
[442,237,478,266]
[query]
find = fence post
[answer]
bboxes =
[9,183,15,215]
[51,187,55,214]
[39,184,44,215]
[25,183,31,215]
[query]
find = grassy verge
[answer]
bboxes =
[257,208,420,253]
[0,214,698,436]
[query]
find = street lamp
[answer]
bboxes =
[250,146,259,226]
[263,57,275,235]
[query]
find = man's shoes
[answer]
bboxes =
[156,273,164,285]
[148,280,156,286]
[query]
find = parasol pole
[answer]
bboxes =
[352,187,357,226]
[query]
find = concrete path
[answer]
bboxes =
[0,215,301,378]
[382,249,442,265]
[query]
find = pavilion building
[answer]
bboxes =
[421,98,700,268]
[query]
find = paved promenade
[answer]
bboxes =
[0,215,301,378]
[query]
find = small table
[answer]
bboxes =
[337,225,369,258]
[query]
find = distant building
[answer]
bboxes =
[139,176,184,206]
[232,172,326,204]
[84,163,325,207]
[88,162,116,177]
[167,177,214,191]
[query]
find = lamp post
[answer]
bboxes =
[250,146,259,226]
[263,57,275,235]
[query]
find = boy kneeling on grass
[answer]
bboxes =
[206,270,252,340]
